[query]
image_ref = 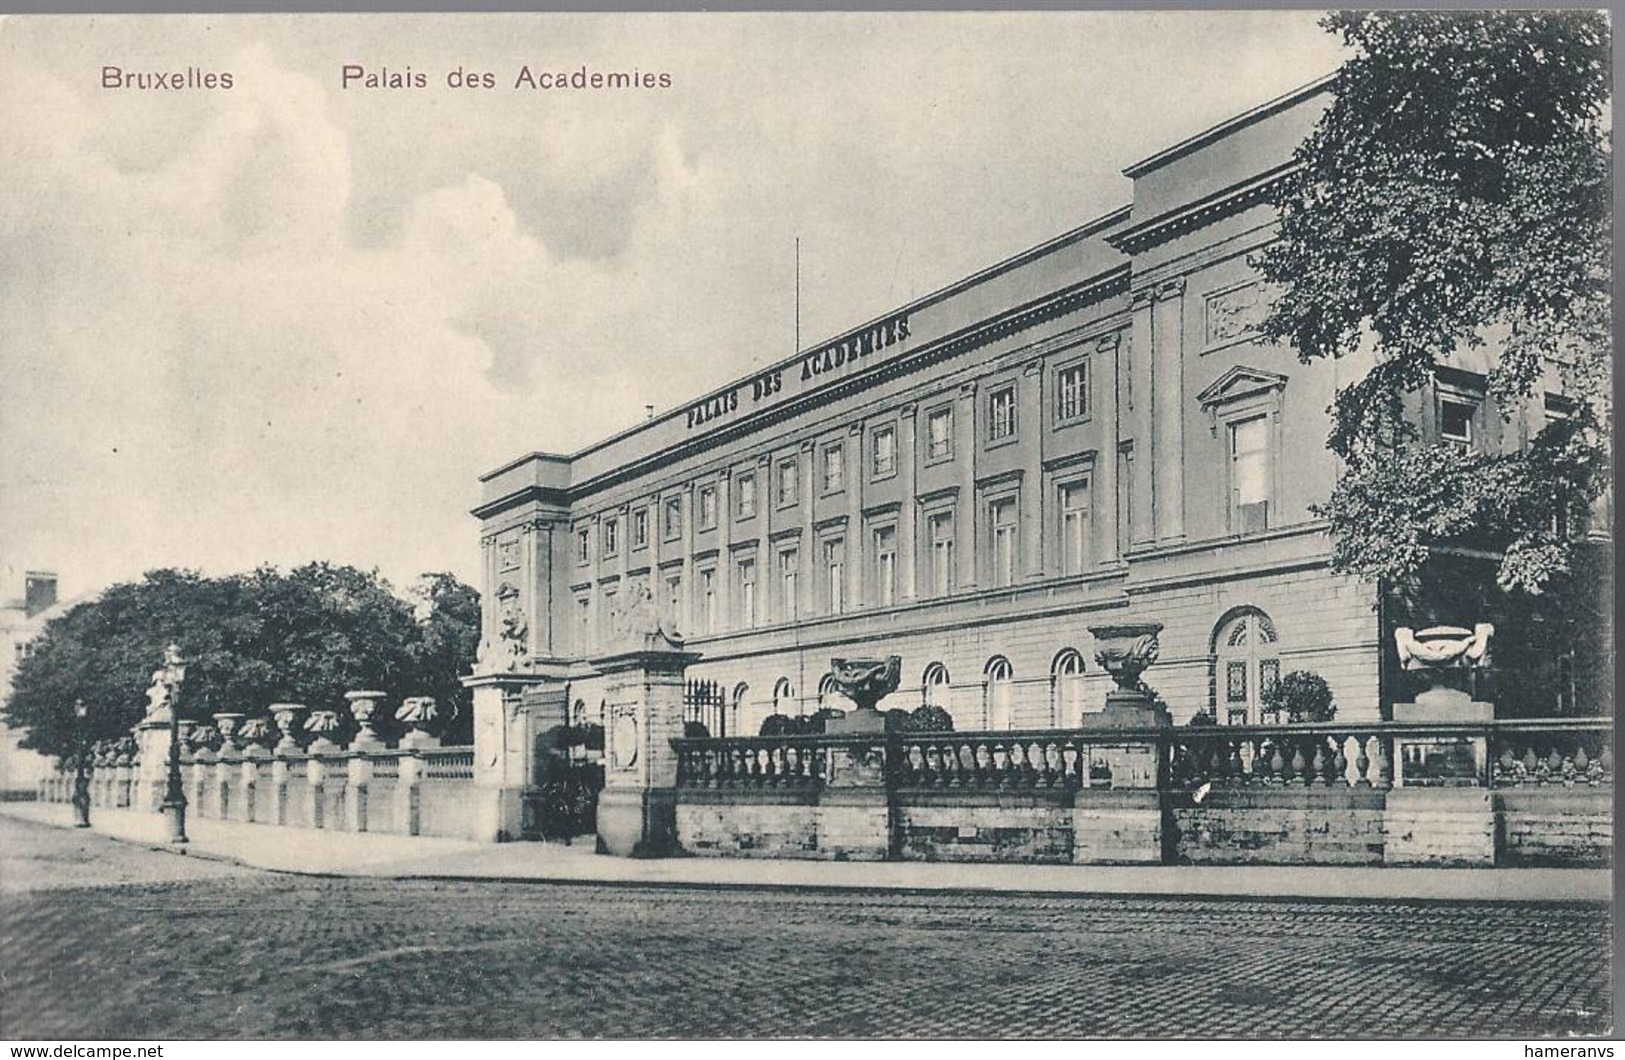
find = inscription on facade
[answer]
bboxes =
[683,313,911,431]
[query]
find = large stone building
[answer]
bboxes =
[469,75,1590,761]
[0,571,68,794]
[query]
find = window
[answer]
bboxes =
[773,678,796,717]
[663,496,683,541]
[988,385,1017,441]
[1440,399,1475,448]
[926,407,953,460]
[698,567,717,634]
[990,497,1018,588]
[631,507,649,550]
[873,525,898,607]
[778,547,799,620]
[871,426,897,479]
[1230,416,1271,534]
[1056,361,1089,422]
[1060,480,1090,575]
[922,663,951,710]
[736,472,757,519]
[697,485,718,531]
[821,443,845,494]
[1118,443,1135,552]
[823,537,846,614]
[777,458,800,507]
[929,510,955,596]
[984,656,1014,731]
[602,587,619,638]
[1052,649,1086,726]
[1214,609,1281,725]
[737,558,757,628]
[663,573,682,625]
[603,516,620,558]
[576,596,591,647]
[575,527,591,564]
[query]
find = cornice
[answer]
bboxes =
[1109,162,1298,257]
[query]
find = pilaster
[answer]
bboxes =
[956,381,978,589]
[898,404,918,600]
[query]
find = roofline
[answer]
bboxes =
[1121,72,1338,179]
[564,202,1134,465]
[477,449,571,485]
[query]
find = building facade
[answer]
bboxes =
[0,571,66,794]
[470,75,1584,754]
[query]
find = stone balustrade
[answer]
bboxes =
[671,717,1612,868]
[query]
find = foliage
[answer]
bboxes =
[1256,11,1611,595]
[907,704,955,733]
[808,707,846,733]
[1263,671,1337,724]
[3,565,481,761]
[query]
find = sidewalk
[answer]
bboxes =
[2,801,1609,902]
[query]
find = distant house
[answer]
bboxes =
[0,572,74,794]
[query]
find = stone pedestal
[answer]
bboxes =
[815,739,893,860]
[826,706,885,735]
[133,719,174,813]
[464,669,563,842]
[591,637,699,858]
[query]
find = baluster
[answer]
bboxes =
[1277,738,1296,785]
[1310,741,1328,787]
[1373,737,1393,790]
[1045,741,1064,789]
[1227,740,1245,786]
[1330,737,1348,786]
[1598,744,1613,784]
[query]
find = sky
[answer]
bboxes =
[0,12,1350,603]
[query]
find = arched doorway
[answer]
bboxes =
[1213,608,1281,724]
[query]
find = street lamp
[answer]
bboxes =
[71,699,90,828]
[157,643,189,845]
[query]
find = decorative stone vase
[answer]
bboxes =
[396,696,441,749]
[345,690,386,750]
[1393,624,1495,720]
[237,717,275,758]
[824,655,902,735]
[304,710,342,755]
[1085,622,1170,728]
[212,713,246,757]
[269,704,305,754]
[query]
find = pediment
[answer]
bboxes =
[1196,365,1289,409]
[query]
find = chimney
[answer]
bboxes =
[24,572,57,618]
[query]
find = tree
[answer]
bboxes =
[3,565,481,761]
[1256,11,1611,600]
[406,572,482,745]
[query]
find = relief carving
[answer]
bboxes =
[1205,282,1267,346]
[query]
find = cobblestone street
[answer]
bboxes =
[0,817,1610,1040]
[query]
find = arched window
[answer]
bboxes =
[732,682,750,737]
[1213,608,1281,724]
[772,677,796,717]
[571,698,588,726]
[1051,648,1087,726]
[984,656,1015,731]
[921,662,951,709]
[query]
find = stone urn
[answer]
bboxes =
[212,713,246,757]
[824,656,902,735]
[304,710,342,754]
[1085,622,1170,728]
[1394,624,1495,721]
[396,696,441,749]
[269,704,305,754]
[237,717,275,759]
[345,690,386,750]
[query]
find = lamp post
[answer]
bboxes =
[157,643,189,845]
[71,699,91,828]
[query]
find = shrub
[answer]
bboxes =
[1265,671,1336,723]
[758,714,791,737]
[908,704,955,733]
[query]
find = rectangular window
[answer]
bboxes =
[631,508,649,550]
[871,426,897,479]
[602,589,619,638]
[1230,416,1271,534]
[779,548,799,620]
[990,497,1017,587]
[697,485,718,531]
[576,527,591,564]
[988,386,1017,441]
[576,596,591,646]
[738,558,757,628]
[1056,361,1089,422]
[662,496,683,541]
[823,537,845,614]
[663,574,682,624]
[1118,443,1135,551]
[603,517,620,558]
[777,458,800,507]
[1060,480,1090,575]
[927,407,953,460]
[929,511,955,596]
[699,568,717,634]
[873,525,898,607]
[822,443,845,494]
[1440,399,1475,447]
[736,472,757,519]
